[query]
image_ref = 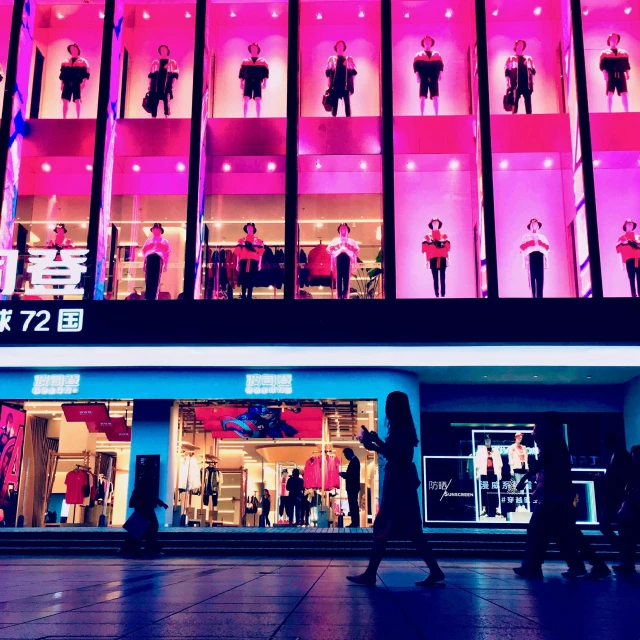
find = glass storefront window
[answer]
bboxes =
[0,1,12,117]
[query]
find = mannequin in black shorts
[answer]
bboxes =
[413,36,444,116]
[600,33,630,113]
[59,43,90,119]
[239,42,269,118]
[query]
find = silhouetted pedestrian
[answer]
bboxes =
[286,468,304,526]
[347,391,444,587]
[615,445,640,574]
[340,447,361,528]
[262,489,271,527]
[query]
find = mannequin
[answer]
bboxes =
[239,43,269,118]
[508,433,529,481]
[327,223,359,300]
[600,33,630,113]
[148,45,179,118]
[616,219,640,297]
[326,40,357,117]
[413,36,444,116]
[505,39,536,115]
[421,217,451,298]
[519,218,549,298]
[475,435,503,518]
[46,224,74,299]
[59,43,90,119]
[142,223,171,301]
[234,223,264,300]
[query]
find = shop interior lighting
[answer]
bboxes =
[176,162,186,172]
[81,223,87,229]
[445,8,453,18]
[543,157,553,168]
[533,6,542,15]
[499,159,509,169]
[271,11,278,18]
[624,7,632,15]
[582,7,589,16]
[359,161,367,170]
[492,9,499,16]
[315,160,322,169]
[316,222,324,228]
[358,10,365,18]
[185,11,192,18]
[449,159,460,170]
[230,10,237,17]
[142,11,150,20]
[222,163,232,172]
[132,164,141,172]
[593,159,600,167]
[99,11,105,19]
[41,163,51,173]
[316,12,323,19]
[404,12,410,18]
[85,164,93,171]
[56,12,64,19]
[267,162,276,172]
[406,160,416,170]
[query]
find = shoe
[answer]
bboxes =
[562,567,588,579]
[495,512,506,519]
[346,573,376,586]
[587,565,611,580]
[613,564,637,575]
[513,566,543,579]
[416,570,445,587]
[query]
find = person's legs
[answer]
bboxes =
[141,511,161,555]
[243,96,250,118]
[348,490,359,527]
[420,96,426,116]
[247,260,258,300]
[62,99,70,119]
[524,90,532,114]
[430,260,440,297]
[255,97,262,118]
[514,89,522,114]
[344,93,352,117]
[439,265,446,297]
[162,94,170,117]
[360,538,386,580]
[519,502,551,571]
[150,94,159,118]
[412,532,444,577]
[332,95,339,117]
[622,92,629,112]
[627,260,638,297]
[599,504,621,550]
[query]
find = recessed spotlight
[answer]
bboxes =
[132,164,141,172]
[222,163,232,172]
[315,160,322,169]
[271,11,278,18]
[185,11,192,18]
[230,10,237,17]
[404,11,410,18]
[85,164,93,171]
[41,162,51,172]
[176,162,186,172]
[358,10,365,18]
[533,6,542,15]
[142,11,150,20]
[543,157,553,168]
[624,6,632,14]
[360,161,367,170]
[449,159,460,170]
[56,12,64,19]
[406,161,416,170]
[99,11,105,19]
[593,159,600,167]
[445,8,453,18]
[181,222,186,228]
[81,223,87,229]
[215,222,222,228]
[582,7,589,15]
[316,222,324,228]
[48,223,56,230]
[492,9,499,16]
[533,375,539,378]
[267,162,276,172]
[499,159,509,169]
[316,12,323,19]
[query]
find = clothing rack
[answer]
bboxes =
[42,450,91,527]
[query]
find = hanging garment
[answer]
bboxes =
[64,469,89,505]
[304,457,322,489]
[178,456,201,492]
[307,243,332,285]
[203,466,220,496]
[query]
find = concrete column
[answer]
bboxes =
[623,376,640,449]
[127,400,178,527]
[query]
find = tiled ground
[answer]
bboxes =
[0,556,637,639]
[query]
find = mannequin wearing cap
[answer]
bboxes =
[413,36,444,116]
[421,218,450,298]
[505,39,536,115]
[519,219,549,298]
[46,223,75,300]
[240,43,269,118]
[600,33,630,113]
[142,223,171,301]
[508,433,529,479]
[326,41,357,117]
[59,43,90,119]
[234,223,265,300]
[327,224,359,300]
[148,45,179,118]
[616,219,640,297]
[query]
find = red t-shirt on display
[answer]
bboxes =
[65,469,88,505]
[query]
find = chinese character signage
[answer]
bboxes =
[424,457,476,523]
[0,309,84,334]
[245,374,293,395]
[32,374,81,396]
[0,406,26,527]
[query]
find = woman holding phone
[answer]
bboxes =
[347,391,445,587]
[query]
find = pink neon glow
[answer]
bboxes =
[360,161,367,170]
[592,159,600,167]
[315,160,322,169]
[99,11,105,19]
[185,11,192,18]
[358,10,365,18]
[56,12,64,20]
[230,11,237,17]
[582,8,589,16]
[271,11,278,18]
[142,11,150,20]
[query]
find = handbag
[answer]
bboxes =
[322,89,334,113]
[123,511,150,539]
[142,91,152,114]
[503,89,515,112]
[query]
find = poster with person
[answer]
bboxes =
[0,405,26,527]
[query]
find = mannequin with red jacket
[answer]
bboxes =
[616,219,640,297]
[422,218,450,298]
[234,223,264,300]
[327,223,359,299]
[519,218,549,298]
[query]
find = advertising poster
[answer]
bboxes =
[0,405,26,527]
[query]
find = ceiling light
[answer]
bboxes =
[359,161,367,170]
[215,222,222,228]
[142,11,150,20]
[404,11,410,18]
[185,11,192,18]
[543,157,553,168]
[56,12,64,19]
[132,164,141,172]
[85,164,93,171]
[533,6,542,15]
[533,375,539,378]
[271,11,278,18]
[445,9,453,18]
[406,160,416,170]
[624,6,632,14]
[267,162,276,172]
[316,12,323,19]
[582,7,589,15]
[593,159,600,167]
[81,223,87,229]
[41,163,51,172]
[176,162,186,172]
[358,10,365,18]
[222,163,232,172]
[230,10,237,17]
[315,160,322,169]
[499,159,508,169]
[449,159,460,170]
[492,9,499,16]
[316,222,324,228]
[99,11,105,19]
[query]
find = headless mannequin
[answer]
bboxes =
[142,224,171,300]
[240,44,268,118]
[600,34,630,113]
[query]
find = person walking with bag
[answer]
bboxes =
[347,391,445,587]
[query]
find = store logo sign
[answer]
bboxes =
[428,480,474,501]
[32,374,81,396]
[245,373,293,395]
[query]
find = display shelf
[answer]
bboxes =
[22,120,97,157]
[490,114,571,154]
[393,116,476,155]
[115,119,191,157]
[590,112,640,152]
[299,117,382,156]
[206,118,287,156]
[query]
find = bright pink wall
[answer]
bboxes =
[300,19,381,117]
[211,25,288,118]
[493,169,573,297]
[0,5,11,117]
[392,20,472,116]
[395,170,477,298]
[594,168,640,297]
[487,19,563,115]
[583,16,640,113]
[123,7,195,119]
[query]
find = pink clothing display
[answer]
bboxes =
[304,457,321,489]
[303,454,341,490]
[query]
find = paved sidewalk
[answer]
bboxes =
[0,557,637,639]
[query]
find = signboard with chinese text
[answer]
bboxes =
[0,406,26,527]
[245,374,293,395]
[32,374,81,396]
